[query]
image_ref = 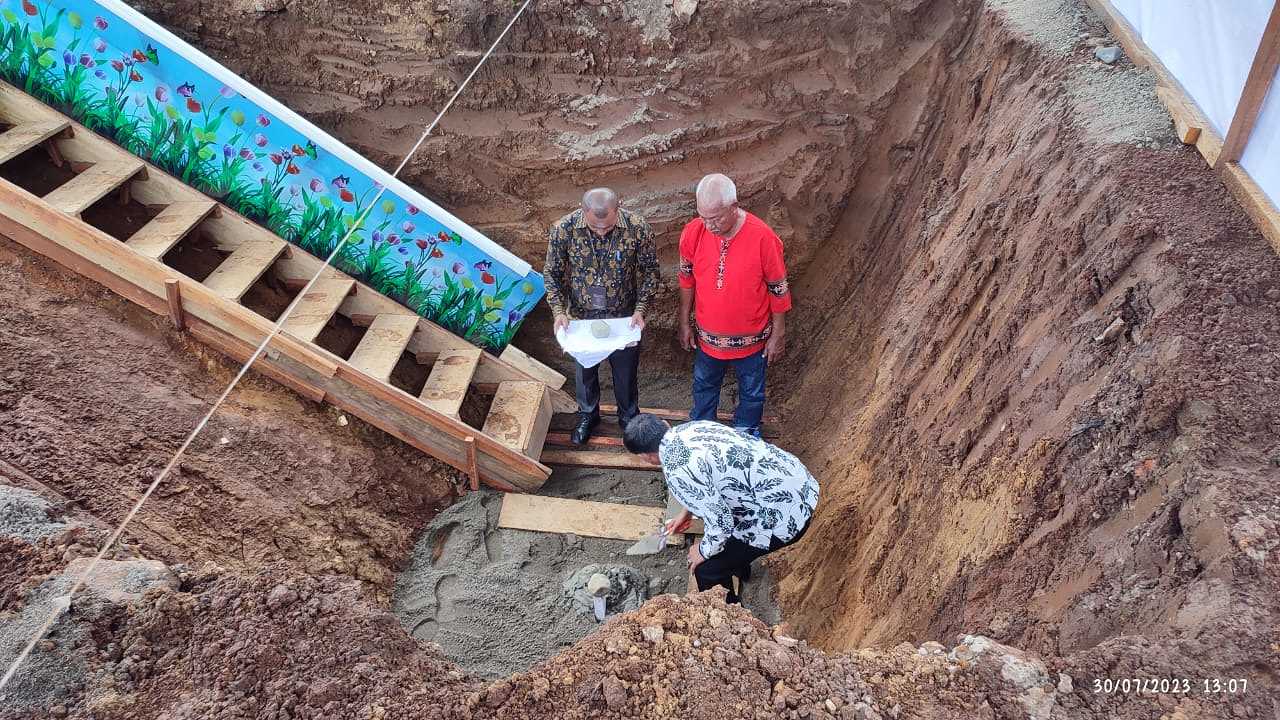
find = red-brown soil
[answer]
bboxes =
[1,0,1278,718]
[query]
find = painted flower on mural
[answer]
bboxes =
[61,50,73,67]
[407,205,419,215]
[402,221,415,234]
[430,246,444,259]
[253,133,268,147]
[22,0,37,17]
[130,69,143,83]
[67,11,81,28]
[92,38,106,53]
[230,109,245,126]
[387,234,400,245]
[451,262,465,275]
[308,178,324,193]
[109,59,124,72]
[331,176,354,203]
[415,238,429,250]
[78,54,93,68]
[93,15,107,30]
[219,85,236,99]
[521,281,535,295]
[153,85,168,102]
[185,97,201,112]
[268,152,283,165]
[131,49,148,64]
[239,148,254,160]
[286,163,300,175]
[256,113,270,127]
[371,231,384,244]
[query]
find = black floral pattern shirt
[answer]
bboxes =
[543,208,660,320]
[659,421,819,558]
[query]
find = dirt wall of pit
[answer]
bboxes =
[769,0,1280,688]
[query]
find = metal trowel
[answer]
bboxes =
[625,523,670,555]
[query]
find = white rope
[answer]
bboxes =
[0,0,534,691]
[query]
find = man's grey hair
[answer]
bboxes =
[695,173,737,207]
[582,187,620,219]
[623,413,669,455]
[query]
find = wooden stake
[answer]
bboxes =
[464,435,480,491]
[1219,3,1280,165]
[164,278,185,330]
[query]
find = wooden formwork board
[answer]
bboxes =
[0,176,550,492]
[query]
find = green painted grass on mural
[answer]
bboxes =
[0,7,523,350]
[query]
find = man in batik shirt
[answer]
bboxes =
[677,173,792,439]
[544,188,661,444]
[623,414,819,604]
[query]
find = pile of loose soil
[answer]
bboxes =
[0,239,457,597]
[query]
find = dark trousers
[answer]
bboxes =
[694,520,810,604]
[575,344,641,426]
[691,346,768,438]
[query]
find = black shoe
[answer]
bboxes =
[571,413,599,445]
[619,415,637,432]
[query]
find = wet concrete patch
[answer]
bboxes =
[392,466,782,677]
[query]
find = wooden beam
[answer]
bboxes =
[599,404,781,425]
[164,279,185,330]
[540,448,660,471]
[1220,161,1280,255]
[497,493,685,545]
[1155,86,1202,144]
[545,432,625,449]
[498,344,566,390]
[1220,2,1280,164]
[0,119,69,164]
[464,435,479,491]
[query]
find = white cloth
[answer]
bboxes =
[555,318,642,369]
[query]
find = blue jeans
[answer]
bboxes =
[691,347,767,437]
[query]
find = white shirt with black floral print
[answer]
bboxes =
[658,421,819,558]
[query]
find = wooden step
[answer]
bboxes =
[43,159,144,216]
[540,448,660,471]
[419,345,482,418]
[279,277,356,343]
[203,239,286,300]
[124,200,217,259]
[0,119,68,164]
[347,313,419,382]
[482,380,552,457]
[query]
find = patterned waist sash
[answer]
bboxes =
[696,321,771,351]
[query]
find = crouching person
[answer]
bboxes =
[623,414,818,604]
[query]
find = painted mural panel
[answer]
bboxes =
[0,0,543,351]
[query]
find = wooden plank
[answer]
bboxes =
[43,159,143,215]
[599,404,781,425]
[497,494,685,545]
[498,344,566,390]
[540,448,661,471]
[125,200,217,259]
[164,279,185,330]
[420,345,482,417]
[204,239,285,301]
[333,364,550,490]
[545,432,625,449]
[1220,3,1280,164]
[1155,86,1202,144]
[279,277,356,343]
[526,384,553,461]
[0,119,69,164]
[347,313,419,382]
[483,380,549,454]
[464,436,479,491]
[1221,161,1280,255]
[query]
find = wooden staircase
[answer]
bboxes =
[0,81,570,492]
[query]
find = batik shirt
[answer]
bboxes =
[659,421,818,558]
[677,212,792,360]
[543,208,661,320]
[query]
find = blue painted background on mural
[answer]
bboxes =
[0,0,543,351]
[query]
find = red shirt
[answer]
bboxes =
[678,211,792,359]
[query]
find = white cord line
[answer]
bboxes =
[0,0,534,691]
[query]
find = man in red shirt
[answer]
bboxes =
[677,173,792,437]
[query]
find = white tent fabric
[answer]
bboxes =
[1241,66,1280,209]
[1111,0,1274,136]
